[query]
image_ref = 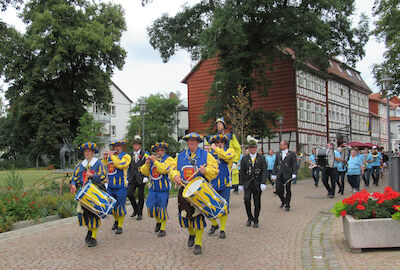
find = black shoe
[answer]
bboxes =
[280,202,285,208]
[85,230,92,243]
[273,191,278,195]
[116,227,123,234]
[208,225,219,235]
[136,214,143,220]
[188,235,195,247]
[219,231,226,239]
[193,245,202,255]
[87,238,97,247]
[131,212,137,218]
[158,230,166,237]
[155,222,161,233]
[246,219,252,227]
[329,194,334,198]
[286,206,290,212]
[253,221,259,228]
[112,221,118,230]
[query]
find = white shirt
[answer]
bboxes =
[281,149,289,160]
[134,150,140,162]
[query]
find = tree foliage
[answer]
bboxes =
[145,0,369,135]
[372,0,400,95]
[73,112,106,148]
[0,0,126,160]
[127,94,181,155]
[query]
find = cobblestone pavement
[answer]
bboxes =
[1,176,399,270]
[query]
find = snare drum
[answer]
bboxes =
[75,181,116,219]
[182,177,228,219]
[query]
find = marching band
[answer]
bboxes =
[70,124,384,253]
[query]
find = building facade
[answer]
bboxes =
[369,93,389,150]
[90,81,132,154]
[182,56,372,158]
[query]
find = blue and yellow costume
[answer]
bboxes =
[169,133,219,254]
[103,139,131,234]
[208,134,235,238]
[70,142,107,247]
[215,117,241,163]
[140,142,173,236]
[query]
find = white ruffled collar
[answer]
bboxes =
[82,157,98,167]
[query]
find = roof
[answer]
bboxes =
[181,53,371,94]
[369,93,396,107]
[390,116,400,121]
[111,81,133,103]
[327,59,371,93]
[369,111,380,118]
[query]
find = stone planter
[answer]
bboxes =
[343,215,400,252]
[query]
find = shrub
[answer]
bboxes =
[297,164,311,180]
[56,193,76,218]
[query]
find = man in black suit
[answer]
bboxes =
[239,140,267,228]
[272,140,297,211]
[127,135,148,220]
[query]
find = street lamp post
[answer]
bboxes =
[277,116,284,142]
[380,74,394,189]
[139,100,147,151]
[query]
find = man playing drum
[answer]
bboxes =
[140,142,173,237]
[103,139,131,234]
[207,134,235,239]
[70,142,107,247]
[169,132,219,255]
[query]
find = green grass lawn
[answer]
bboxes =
[0,169,65,188]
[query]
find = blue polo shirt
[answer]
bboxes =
[371,152,382,167]
[347,156,363,176]
[266,155,276,171]
[333,150,341,168]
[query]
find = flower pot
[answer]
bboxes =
[343,215,400,252]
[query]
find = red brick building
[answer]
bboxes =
[182,55,371,155]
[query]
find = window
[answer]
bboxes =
[94,105,101,114]
[111,126,116,136]
[110,105,116,116]
[346,69,353,77]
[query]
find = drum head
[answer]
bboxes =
[327,148,335,168]
[183,178,203,197]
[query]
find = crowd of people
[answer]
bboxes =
[69,119,386,255]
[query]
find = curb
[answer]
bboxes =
[12,215,62,231]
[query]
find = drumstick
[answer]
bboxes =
[283,177,294,187]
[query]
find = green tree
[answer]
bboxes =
[127,94,181,155]
[144,0,369,133]
[73,112,106,148]
[372,0,400,95]
[0,0,126,161]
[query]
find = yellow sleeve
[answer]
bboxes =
[139,163,150,177]
[101,158,108,166]
[168,156,180,181]
[229,134,241,163]
[214,147,235,164]
[204,152,219,180]
[154,156,174,174]
[110,153,131,170]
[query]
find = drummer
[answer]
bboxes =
[70,142,107,247]
[207,134,235,238]
[103,139,131,234]
[140,142,174,237]
[169,132,219,255]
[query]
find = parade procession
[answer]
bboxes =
[2,0,400,269]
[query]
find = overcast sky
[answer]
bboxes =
[1,0,385,104]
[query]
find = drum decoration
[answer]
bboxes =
[182,177,228,219]
[75,181,116,219]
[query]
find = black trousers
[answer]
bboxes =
[337,171,346,194]
[276,177,292,207]
[127,182,145,215]
[322,167,338,196]
[243,181,262,222]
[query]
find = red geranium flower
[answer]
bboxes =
[356,205,365,210]
[393,205,400,211]
[340,210,347,217]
